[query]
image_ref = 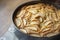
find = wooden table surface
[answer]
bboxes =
[0,0,36,37]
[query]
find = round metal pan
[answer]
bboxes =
[12,0,60,40]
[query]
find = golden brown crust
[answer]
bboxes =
[15,3,60,37]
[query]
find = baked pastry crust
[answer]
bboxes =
[15,3,60,37]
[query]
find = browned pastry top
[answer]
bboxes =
[15,3,60,37]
